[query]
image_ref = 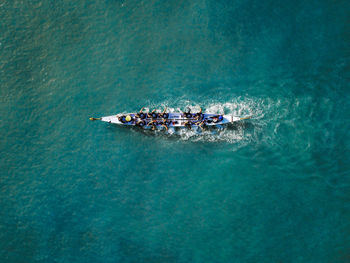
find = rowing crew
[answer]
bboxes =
[135,118,208,130]
[147,118,210,131]
[133,107,205,120]
[134,107,169,120]
[117,107,224,130]
[118,114,172,130]
[117,116,221,131]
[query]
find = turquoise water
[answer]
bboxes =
[1,0,350,262]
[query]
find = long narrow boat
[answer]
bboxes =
[90,110,251,129]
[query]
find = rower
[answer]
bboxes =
[197,119,207,130]
[136,119,146,127]
[147,119,157,130]
[160,118,169,131]
[184,120,192,129]
[194,107,203,120]
[147,109,158,119]
[159,107,169,119]
[135,107,146,119]
[184,108,192,119]
[147,109,154,118]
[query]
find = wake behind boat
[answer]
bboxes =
[90,107,251,131]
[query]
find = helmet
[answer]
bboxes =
[125,115,132,122]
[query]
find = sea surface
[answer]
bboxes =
[1,1,349,262]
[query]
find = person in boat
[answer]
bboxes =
[147,119,157,130]
[212,115,223,123]
[159,107,169,119]
[183,108,192,119]
[159,118,169,131]
[118,116,126,123]
[147,109,154,118]
[136,119,146,127]
[147,109,158,119]
[184,120,193,129]
[194,107,203,120]
[118,115,133,123]
[148,119,169,131]
[196,119,207,130]
[135,107,146,119]
[126,115,133,122]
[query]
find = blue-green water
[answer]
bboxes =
[1,1,350,262]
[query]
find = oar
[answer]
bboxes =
[89,117,101,121]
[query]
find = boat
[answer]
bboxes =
[90,109,251,130]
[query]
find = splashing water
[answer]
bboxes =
[119,97,266,145]
[121,94,335,155]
